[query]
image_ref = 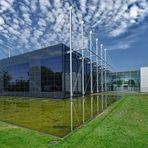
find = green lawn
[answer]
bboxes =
[0,94,148,148]
[0,121,58,148]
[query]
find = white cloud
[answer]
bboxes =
[0,0,11,11]
[22,13,32,25]
[0,0,148,58]
[39,0,51,14]
[38,18,47,27]
[0,0,14,13]
[109,44,130,51]
[80,0,87,13]
[109,24,127,37]
[0,26,4,31]
[30,0,38,12]
[0,17,5,26]
[8,27,20,35]
[130,5,139,18]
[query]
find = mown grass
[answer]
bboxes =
[0,94,148,148]
[0,121,58,148]
[0,95,117,137]
[55,94,148,148]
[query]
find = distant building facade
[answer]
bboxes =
[140,67,148,92]
[111,71,140,92]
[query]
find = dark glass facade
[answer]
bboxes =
[84,58,90,93]
[0,43,105,98]
[3,63,29,91]
[64,50,99,97]
[41,56,62,92]
[0,44,64,98]
[0,43,140,98]
[64,51,82,96]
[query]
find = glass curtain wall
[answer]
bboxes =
[64,50,100,96]
[41,56,62,92]
[64,51,82,96]
[111,71,140,92]
[93,63,97,92]
[84,58,90,94]
[3,63,29,91]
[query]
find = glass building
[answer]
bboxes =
[111,71,140,92]
[0,44,140,98]
[0,44,104,98]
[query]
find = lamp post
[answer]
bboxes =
[96,38,99,93]
[90,31,93,94]
[100,44,103,92]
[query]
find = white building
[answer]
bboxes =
[140,67,148,92]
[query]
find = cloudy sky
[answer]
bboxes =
[0,0,148,71]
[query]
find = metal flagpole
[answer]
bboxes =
[69,6,73,99]
[104,48,107,92]
[97,95,99,113]
[101,94,104,111]
[70,100,73,131]
[130,71,131,92]
[81,21,85,96]
[82,95,85,123]
[96,38,99,93]
[100,44,103,92]
[91,95,93,118]
[90,31,93,94]
[69,6,73,132]
[81,21,85,124]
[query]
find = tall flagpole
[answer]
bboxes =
[81,21,85,95]
[69,6,73,98]
[69,6,73,132]
[100,44,103,92]
[90,31,93,94]
[96,38,99,93]
[104,48,107,92]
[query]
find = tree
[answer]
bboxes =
[116,80,123,87]
[128,79,136,87]
[3,71,11,90]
